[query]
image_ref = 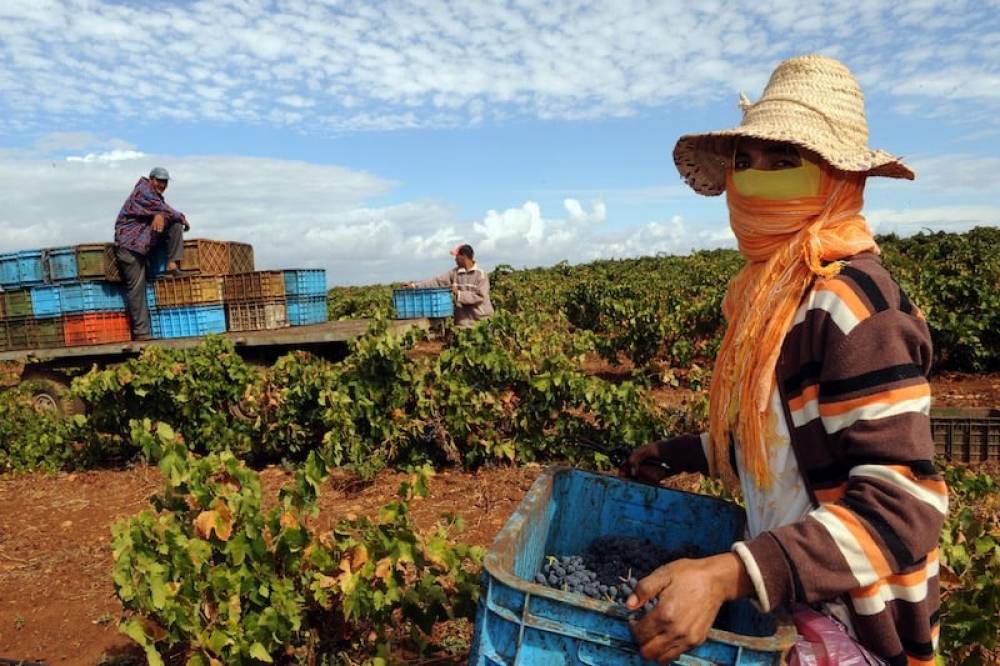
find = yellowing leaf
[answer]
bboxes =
[193,503,234,541]
[339,543,369,575]
[279,511,299,530]
[351,543,369,569]
[375,557,394,583]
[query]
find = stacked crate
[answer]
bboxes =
[283,269,328,326]
[223,271,288,331]
[150,275,226,338]
[0,239,328,348]
[148,239,262,338]
[0,247,130,350]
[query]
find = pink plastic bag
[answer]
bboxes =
[788,605,886,666]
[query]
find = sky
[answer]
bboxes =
[0,0,998,286]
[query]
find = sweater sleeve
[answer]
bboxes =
[413,270,454,289]
[652,432,711,474]
[734,309,947,612]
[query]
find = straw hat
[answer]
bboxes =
[673,54,914,196]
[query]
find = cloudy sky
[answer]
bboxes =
[1,0,998,285]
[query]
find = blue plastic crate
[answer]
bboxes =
[286,295,327,326]
[48,247,79,282]
[60,282,127,313]
[146,284,157,309]
[16,250,46,286]
[393,287,454,319]
[30,286,63,318]
[149,308,161,338]
[0,253,19,288]
[283,269,326,296]
[469,468,796,666]
[151,304,226,339]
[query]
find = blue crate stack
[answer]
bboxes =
[282,269,328,326]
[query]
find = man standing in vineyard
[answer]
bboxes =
[114,167,192,340]
[406,243,495,328]
[623,55,945,665]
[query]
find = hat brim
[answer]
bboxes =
[673,127,914,197]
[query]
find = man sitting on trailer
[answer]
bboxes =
[406,243,495,328]
[113,166,192,340]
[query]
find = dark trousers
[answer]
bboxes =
[116,223,184,336]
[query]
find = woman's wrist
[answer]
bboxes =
[709,553,754,602]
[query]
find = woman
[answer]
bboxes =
[623,55,945,665]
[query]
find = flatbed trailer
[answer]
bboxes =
[0,317,432,415]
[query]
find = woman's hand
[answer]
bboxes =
[620,441,671,485]
[626,553,752,664]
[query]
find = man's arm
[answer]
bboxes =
[412,269,454,289]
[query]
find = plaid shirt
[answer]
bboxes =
[114,177,187,255]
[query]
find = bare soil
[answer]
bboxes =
[0,464,541,665]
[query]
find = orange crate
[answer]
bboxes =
[64,312,131,346]
[153,275,224,307]
[179,239,229,275]
[227,242,255,274]
[223,271,285,302]
[226,301,288,331]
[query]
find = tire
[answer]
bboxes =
[20,372,86,418]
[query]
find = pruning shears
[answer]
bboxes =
[575,438,671,473]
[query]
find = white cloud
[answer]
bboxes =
[867,206,1000,236]
[0,143,990,286]
[66,149,146,163]
[0,1,996,132]
[0,143,694,283]
[905,154,1000,195]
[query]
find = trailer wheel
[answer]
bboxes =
[21,373,86,418]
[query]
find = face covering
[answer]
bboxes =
[731,158,822,200]
[706,164,878,490]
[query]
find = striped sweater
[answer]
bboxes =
[661,252,946,665]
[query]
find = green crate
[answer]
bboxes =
[5,317,65,350]
[76,243,122,282]
[3,289,33,318]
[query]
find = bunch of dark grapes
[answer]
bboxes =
[533,536,703,616]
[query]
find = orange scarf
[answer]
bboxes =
[708,165,878,489]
